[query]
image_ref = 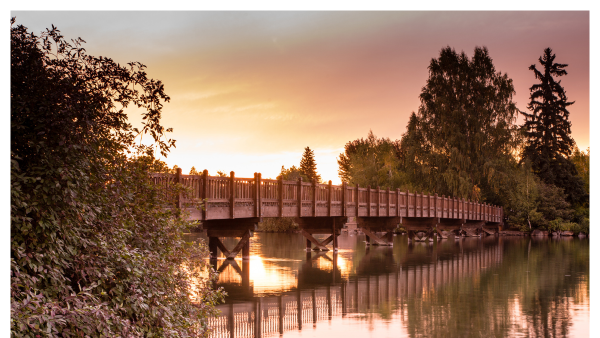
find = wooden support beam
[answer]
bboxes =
[208,237,218,259]
[217,258,243,276]
[215,238,231,257]
[227,230,251,259]
[361,227,392,246]
[301,229,329,251]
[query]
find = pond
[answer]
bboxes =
[188,232,589,338]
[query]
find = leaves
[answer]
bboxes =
[11,19,223,337]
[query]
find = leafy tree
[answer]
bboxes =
[570,146,589,201]
[299,146,321,182]
[11,19,222,337]
[216,170,228,177]
[337,130,408,189]
[399,46,521,202]
[189,166,200,175]
[522,48,586,205]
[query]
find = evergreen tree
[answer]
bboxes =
[399,46,521,201]
[522,48,585,205]
[299,146,321,182]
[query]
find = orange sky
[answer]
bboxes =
[13,11,590,184]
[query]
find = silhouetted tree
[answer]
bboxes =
[11,19,222,337]
[299,146,321,182]
[522,48,585,205]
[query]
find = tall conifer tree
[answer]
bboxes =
[299,146,321,182]
[522,48,585,204]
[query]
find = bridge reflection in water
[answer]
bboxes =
[207,236,503,338]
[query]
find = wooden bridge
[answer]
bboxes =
[152,169,504,259]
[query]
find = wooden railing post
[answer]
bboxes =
[202,169,208,221]
[421,192,424,217]
[396,188,401,217]
[376,186,380,217]
[406,190,410,217]
[328,180,333,217]
[258,173,262,218]
[175,167,182,212]
[278,176,283,217]
[355,184,360,217]
[342,181,347,217]
[297,177,303,217]
[313,179,317,217]
[230,171,235,219]
[367,186,371,217]
[434,193,438,218]
[254,173,259,218]
[387,187,390,216]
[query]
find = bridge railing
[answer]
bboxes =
[152,169,503,223]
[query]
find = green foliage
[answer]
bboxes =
[189,166,200,175]
[258,218,299,232]
[522,48,586,205]
[11,19,223,337]
[531,182,573,230]
[398,46,521,202]
[299,146,322,182]
[504,162,541,230]
[570,146,589,202]
[338,130,408,190]
[216,170,228,177]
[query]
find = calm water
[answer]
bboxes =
[188,232,589,338]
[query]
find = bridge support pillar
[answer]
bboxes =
[462,220,485,237]
[296,217,346,252]
[203,218,259,260]
[482,223,501,236]
[402,217,438,242]
[436,219,463,239]
[356,217,399,246]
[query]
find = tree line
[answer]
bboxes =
[338,46,589,233]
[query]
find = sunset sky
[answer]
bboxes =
[12,11,590,184]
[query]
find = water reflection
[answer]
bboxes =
[185,232,588,338]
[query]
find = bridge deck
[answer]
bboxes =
[152,170,503,224]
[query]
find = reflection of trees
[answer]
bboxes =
[402,238,588,338]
